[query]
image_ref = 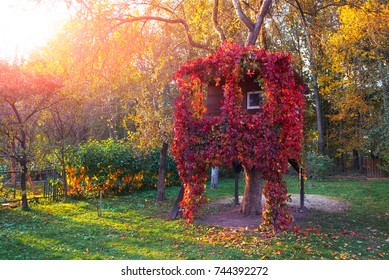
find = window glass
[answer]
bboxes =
[247,91,262,109]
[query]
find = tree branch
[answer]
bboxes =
[246,0,272,46]
[232,0,254,32]
[213,0,226,43]
[294,0,308,27]
[232,0,272,46]
[113,15,212,52]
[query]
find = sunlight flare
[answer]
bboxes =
[0,0,71,60]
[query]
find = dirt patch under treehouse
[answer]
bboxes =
[197,194,349,229]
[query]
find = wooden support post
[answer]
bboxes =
[234,171,240,206]
[288,158,305,211]
[232,161,242,206]
[98,190,102,217]
[211,167,219,189]
[169,185,185,220]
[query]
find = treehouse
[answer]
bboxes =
[172,42,306,230]
[206,75,263,116]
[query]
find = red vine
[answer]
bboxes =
[172,42,305,231]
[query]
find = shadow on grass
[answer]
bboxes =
[0,199,250,260]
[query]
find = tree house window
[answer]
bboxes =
[246,91,262,109]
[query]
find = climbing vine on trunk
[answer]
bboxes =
[172,42,305,232]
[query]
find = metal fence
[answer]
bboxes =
[43,179,64,201]
[1,169,64,204]
[332,156,388,178]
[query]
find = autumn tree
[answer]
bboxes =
[0,62,62,209]
[61,1,213,201]
[42,94,81,198]
[126,28,184,201]
[323,0,389,170]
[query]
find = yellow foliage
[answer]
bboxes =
[321,0,388,154]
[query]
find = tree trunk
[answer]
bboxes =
[353,149,360,171]
[353,149,363,172]
[306,35,325,154]
[61,145,68,199]
[259,26,268,49]
[156,142,168,201]
[358,153,363,173]
[20,156,29,210]
[240,166,263,216]
[313,75,325,154]
[232,0,272,47]
[339,120,345,173]
[295,0,325,154]
[11,162,17,187]
[210,167,219,189]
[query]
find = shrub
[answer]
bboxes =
[66,139,180,197]
[306,151,334,180]
[378,150,389,174]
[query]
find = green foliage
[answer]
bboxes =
[368,74,389,173]
[66,139,180,197]
[139,148,180,190]
[378,152,389,174]
[306,152,334,180]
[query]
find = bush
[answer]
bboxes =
[306,151,334,180]
[66,139,180,197]
[378,150,389,174]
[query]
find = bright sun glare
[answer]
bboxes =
[0,0,71,61]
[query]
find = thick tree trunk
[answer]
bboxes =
[353,149,363,172]
[156,142,168,201]
[240,166,263,216]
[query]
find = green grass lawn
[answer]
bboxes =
[0,176,387,260]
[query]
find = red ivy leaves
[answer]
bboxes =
[172,42,305,231]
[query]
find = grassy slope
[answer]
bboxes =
[0,176,387,260]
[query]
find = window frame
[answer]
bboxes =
[246,91,263,110]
